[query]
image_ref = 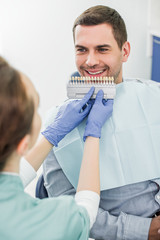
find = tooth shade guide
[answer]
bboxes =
[68,76,114,85]
[68,76,115,88]
[67,76,116,99]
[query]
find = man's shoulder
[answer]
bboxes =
[123,78,160,87]
[44,100,70,127]
[43,106,58,127]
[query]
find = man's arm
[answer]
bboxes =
[90,208,151,240]
[43,149,76,197]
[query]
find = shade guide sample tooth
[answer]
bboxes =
[67,76,116,99]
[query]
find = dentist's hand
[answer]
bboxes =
[42,87,94,146]
[83,90,114,141]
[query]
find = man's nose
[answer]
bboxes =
[86,52,99,67]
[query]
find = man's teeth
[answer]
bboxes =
[87,70,104,75]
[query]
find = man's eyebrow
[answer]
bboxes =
[97,44,111,48]
[75,45,87,49]
[75,44,111,48]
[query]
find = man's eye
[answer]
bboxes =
[98,48,108,53]
[76,48,86,53]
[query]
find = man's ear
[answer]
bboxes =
[16,135,31,156]
[122,41,130,62]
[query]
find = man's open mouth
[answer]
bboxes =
[85,69,106,76]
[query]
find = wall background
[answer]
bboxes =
[0,0,151,123]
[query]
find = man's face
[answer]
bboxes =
[74,23,130,84]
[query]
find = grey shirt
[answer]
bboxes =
[43,79,160,240]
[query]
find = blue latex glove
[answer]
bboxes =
[42,87,95,146]
[83,90,114,141]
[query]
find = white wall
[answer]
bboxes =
[0,0,151,122]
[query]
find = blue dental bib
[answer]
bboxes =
[45,80,160,190]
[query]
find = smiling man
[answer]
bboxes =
[73,5,130,84]
[42,5,160,240]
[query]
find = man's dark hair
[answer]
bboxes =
[73,5,127,49]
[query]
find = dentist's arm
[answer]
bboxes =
[75,90,113,228]
[25,136,52,172]
[77,90,113,194]
[21,87,94,186]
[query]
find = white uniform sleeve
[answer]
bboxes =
[20,157,37,188]
[75,190,100,228]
